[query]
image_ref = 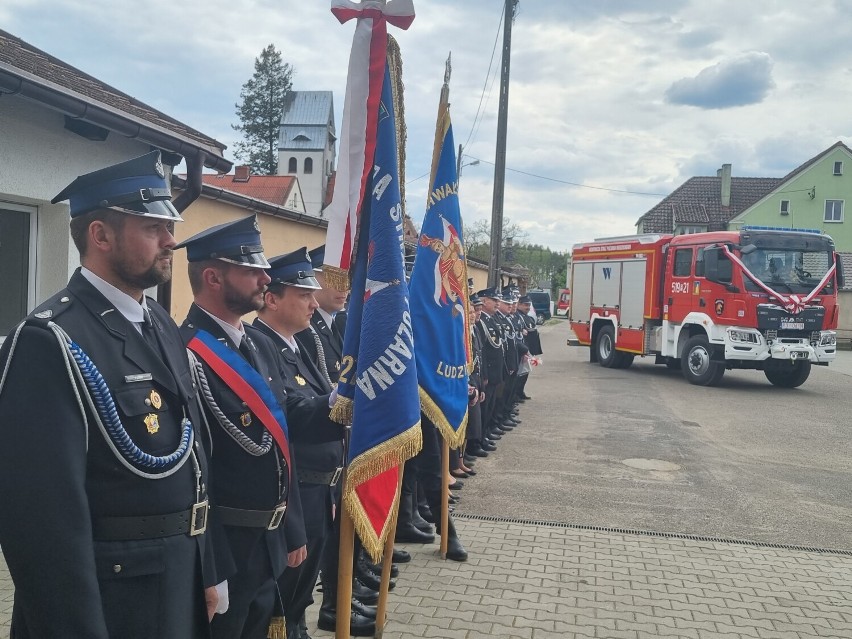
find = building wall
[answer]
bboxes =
[170,193,328,322]
[0,95,158,332]
[278,149,325,215]
[730,147,852,251]
[468,263,489,292]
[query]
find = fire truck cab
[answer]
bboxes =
[568,227,841,387]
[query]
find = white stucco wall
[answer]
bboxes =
[1,95,155,307]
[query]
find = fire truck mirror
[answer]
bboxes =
[740,243,757,255]
[836,254,845,289]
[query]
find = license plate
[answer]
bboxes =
[780,322,804,330]
[791,351,808,359]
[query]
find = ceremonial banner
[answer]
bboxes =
[409,106,470,447]
[330,26,421,560]
[325,0,415,290]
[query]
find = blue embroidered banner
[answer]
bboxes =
[333,56,422,560]
[409,107,469,447]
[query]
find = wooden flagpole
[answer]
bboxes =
[374,468,404,637]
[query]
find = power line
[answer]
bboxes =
[462,3,505,152]
[467,156,667,197]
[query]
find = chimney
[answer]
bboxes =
[719,163,731,207]
[234,165,251,183]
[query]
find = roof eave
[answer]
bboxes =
[0,64,232,174]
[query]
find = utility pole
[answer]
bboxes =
[488,0,519,288]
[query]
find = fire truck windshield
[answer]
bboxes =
[741,248,834,294]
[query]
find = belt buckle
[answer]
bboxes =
[268,504,287,530]
[190,500,209,536]
[330,466,344,487]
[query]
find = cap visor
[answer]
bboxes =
[217,253,271,269]
[114,200,183,221]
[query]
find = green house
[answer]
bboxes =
[729,141,852,251]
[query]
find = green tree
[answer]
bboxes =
[232,44,293,175]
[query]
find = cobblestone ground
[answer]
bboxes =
[2,516,850,638]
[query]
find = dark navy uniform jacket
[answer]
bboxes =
[297,311,344,385]
[180,304,297,584]
[477,313,505,385]
[494,310,520,374]
[0,271,214,638]
[253,319,345,533]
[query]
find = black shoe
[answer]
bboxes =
[448,493,460,504]
[363,558,399,578]
[352,577,379,605]
[481,442,497,452]
[446,536,468,562]
[357,565,395,592]
[395,522,435,544]
[352,597,378,619]
[489,432,503,440]
[317,606,375,636]
[392,548,411,563]
[468,448,488,458]
[463,454,478,464]
[449,482,463,491]
[519,394,532,400]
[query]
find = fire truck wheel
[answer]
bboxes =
[616,353,634,369]
[764,361,811,388]
[596,326,620,368]
[681,335,725,386]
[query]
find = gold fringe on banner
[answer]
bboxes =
[329,395,354,426]
[323,264,351,293]
[419,387,468,449]
[267,617,285,639]
[387,34,407,219]
[343,422,422,561]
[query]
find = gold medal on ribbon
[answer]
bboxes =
[144,413,160,434]
[240,412,252,428]
[295,375,307,386]
[149,389,162,410]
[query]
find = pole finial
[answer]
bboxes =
[444,52,452,86]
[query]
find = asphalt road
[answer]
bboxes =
[455,318,852,551]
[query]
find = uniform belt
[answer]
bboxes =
[92,501,209,541]
[216,504,287,530]
[298,467,344,486]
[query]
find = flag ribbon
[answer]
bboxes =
[720,245,836,315]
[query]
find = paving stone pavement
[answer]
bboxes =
[1,516,850,637]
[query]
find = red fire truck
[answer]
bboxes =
[568,227,842,387]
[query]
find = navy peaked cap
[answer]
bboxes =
[476,287,501,300]
[52,150,181,220]
[267,247,321,289]
[518,295,531,303]
[175,214,269,268]
[308,245,326,271]
[470,293,483,306]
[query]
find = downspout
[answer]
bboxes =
[158,150,207,312]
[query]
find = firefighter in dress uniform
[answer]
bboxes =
[176,216,302,639]
[253,248,371,638]
[472,287,506,457]
[0,152,218,638]
[516,294,542,401]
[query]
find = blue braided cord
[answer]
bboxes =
[68,339,193,469]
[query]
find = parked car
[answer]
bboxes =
[556,288,570,316]
[527,290,552,324]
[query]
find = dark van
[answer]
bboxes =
[527,290,552,324]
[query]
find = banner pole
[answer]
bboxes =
[440,438,450,559]
[336,429,354,639]
[374,467,404,638]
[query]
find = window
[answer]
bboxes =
[834,161,843,176]
[673,248,693,277]
[304,157,313,174]
[288,157,297,173]
[780,200,790,216]
[825,200,844,222]
[1,206,35,336]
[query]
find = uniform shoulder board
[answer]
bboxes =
[28,289,74,322]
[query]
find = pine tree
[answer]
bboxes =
[232,44,293,175]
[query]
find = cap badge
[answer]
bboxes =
[253,218,260,232]
[144,413,160,434]
[154,157,165,179]
[295,375,307,386]
[149,389,162,410]
[240,412,252,428]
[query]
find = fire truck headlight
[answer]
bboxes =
[728,329,760,344]
[820,332,837,346]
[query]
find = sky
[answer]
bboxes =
[4,0,852,253]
